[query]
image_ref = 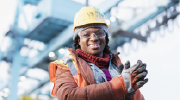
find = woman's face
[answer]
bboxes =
[78,27,106,57]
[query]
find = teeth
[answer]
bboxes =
[90,44,99,47]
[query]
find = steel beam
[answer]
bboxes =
[7,51,24,100]
[97,0,122,13]
[122,2,178,31]
[112,30,147,42]
[25,24,74,68]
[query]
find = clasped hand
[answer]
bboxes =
[118,60,148,93]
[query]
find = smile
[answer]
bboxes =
[89,44,100,49]
[89,44,99,46]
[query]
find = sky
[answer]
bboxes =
[0,0,17,44]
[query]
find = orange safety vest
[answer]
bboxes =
[49,55,88,97]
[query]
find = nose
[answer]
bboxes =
[90,33,98,41]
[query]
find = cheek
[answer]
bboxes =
[101,38,106,48]
[79,38,87,48]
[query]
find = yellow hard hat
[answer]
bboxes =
[73,7,108,33]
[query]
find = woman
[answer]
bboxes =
[49,7,148,100]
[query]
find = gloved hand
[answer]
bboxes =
[109,60,148,100]
[117,60,148,99]
[118,60,148,93]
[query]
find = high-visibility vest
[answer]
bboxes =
[49,55,88,97]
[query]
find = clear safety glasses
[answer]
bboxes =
[78,29,106,39]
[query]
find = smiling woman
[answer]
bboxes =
[77,27,107,57]
[49,7,148,100]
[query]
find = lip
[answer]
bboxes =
[88,44,100,49]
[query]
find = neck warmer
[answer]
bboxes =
[76,49,110,68]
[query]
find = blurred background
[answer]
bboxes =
[0,0,179,100]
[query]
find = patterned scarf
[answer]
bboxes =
[76,49,110,68]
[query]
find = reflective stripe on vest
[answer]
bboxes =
[61,56,77,75]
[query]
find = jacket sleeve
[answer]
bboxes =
[55,65,145,100]
[55,67,116,100]
[109,76,145,100]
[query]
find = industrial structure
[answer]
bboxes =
[0,0,179,100]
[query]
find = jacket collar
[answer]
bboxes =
[66,47,95,84]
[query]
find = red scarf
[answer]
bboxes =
[76,49,110,68]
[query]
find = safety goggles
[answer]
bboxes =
[78,29,106,38]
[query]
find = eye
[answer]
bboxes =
[83,33,90,37]
[96,31,103,36]
[97,32,103,35]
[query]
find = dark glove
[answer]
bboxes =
[117,60,148,94]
